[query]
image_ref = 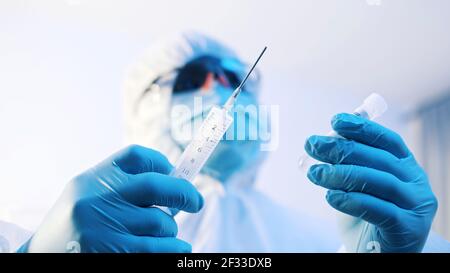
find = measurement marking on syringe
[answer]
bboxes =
[171,106,234,181]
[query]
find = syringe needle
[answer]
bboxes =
[224,46,267,110]
[236,46,267,94]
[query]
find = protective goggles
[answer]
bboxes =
[140,55,259,98]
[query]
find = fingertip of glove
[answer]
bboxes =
[308,164,333,185]
[304,135,319,154]
[332,113,351,127]
[186,186,204,213]
[331,113,365,132]
[182,243,193,253]
[174,240,192,253]
[326,190,346,206]
[307,164,320,184]
[196,193,205,212]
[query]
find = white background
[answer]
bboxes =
[1,0,450,232]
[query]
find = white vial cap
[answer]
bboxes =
[356,93,388,120]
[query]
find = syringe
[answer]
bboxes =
[159,46,267,215]
[298,93,388,173]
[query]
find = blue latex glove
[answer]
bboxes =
[305,113,438,253]
[18,145,204,253]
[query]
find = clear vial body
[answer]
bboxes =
[298,93,387,173]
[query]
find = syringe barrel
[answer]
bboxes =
[298,93,387,173]
[170,106,233,181]
[158,106,234,216]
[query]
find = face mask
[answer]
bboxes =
[169,84,263,183]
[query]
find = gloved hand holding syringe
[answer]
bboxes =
[158,46,267,215]
[298,93,388,173]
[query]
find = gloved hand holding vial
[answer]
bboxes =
[298,93,388,173]
[302,94,439,252]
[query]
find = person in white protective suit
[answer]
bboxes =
[2,31,449,253]
[123,31,341,252]
[0,220,32,253]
